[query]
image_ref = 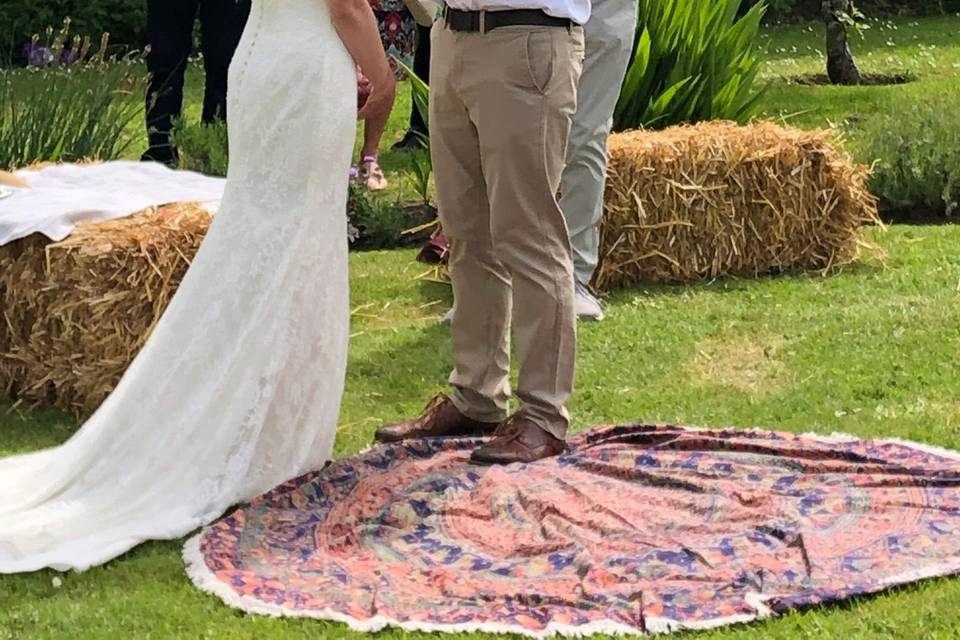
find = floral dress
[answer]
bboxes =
[369,0,416,78]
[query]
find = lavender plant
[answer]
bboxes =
[0,18,146,170]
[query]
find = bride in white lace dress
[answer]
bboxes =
[0,0,395,573]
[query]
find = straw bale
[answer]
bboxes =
[0,202,211,417]
[0,234,49,399]
[596,121,881,290]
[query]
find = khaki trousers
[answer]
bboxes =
[430,19,584,438]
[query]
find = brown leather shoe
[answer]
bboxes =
[374,395,499,443]
[470,413,567,465]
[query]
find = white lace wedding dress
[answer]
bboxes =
[0,0,356,573]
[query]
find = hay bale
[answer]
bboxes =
[0,202,211,417]
[0,234,49,399]
[595,121,881,290]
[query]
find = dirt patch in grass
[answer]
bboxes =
[690,334,789,394]
[879,205,957,226]
[786,72,915,86]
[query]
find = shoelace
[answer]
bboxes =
[417,394,449,423]
[491,414,526,442]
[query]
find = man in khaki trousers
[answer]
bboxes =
[376,3,587,464]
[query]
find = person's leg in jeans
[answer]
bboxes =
[410,23,431,135]
[198,0,251,125]
[560,0,638,318]
[143,0,199,165]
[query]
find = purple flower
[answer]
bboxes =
[61,49,80,65]
[23,42,54,68]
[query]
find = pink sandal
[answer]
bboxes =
[358,156,388,191]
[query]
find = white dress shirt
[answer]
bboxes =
[444,0,592,26]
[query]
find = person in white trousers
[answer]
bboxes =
[561,0,638,321]
[443,0,637,325]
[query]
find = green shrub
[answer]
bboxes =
[174,118,230,177]
[852,89,960,219]
[0,2,146,63]
[0,23,144,169]
[613,0,768,131]
[347,184,435,250]
[405,12,766,134]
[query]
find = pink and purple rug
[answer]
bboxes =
[185,425,960,636]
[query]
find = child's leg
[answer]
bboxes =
[361,108,389,161]
[359,113,389,191]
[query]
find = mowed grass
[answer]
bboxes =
[757,16,960,159]
[3,224,960,639]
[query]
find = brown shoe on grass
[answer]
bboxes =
[470,413,566,465]
[374,395,499,444]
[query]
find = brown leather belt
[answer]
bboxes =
[443,7,573,33]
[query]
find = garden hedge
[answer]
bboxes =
[0,0,145,62]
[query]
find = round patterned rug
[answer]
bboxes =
[185,425,960,636]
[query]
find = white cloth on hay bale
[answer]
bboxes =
[0,161,225,246]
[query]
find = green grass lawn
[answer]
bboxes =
[3,224,960,639]
[757,16,960,158]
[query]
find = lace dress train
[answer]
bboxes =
[0,0,356,573]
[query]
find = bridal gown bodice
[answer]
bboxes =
[0,0,357,573]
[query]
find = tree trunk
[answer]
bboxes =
[822,0,862,85]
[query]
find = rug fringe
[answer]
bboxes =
[649,424,960,463]
[183,532,771,636]
[803,430,960,462]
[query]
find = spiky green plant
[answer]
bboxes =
[0,19,146,170]
[173,117,229,177]
[613,0,768,131]
[395,57,433,203]
[408,145,432,207]
[400,60,430,132]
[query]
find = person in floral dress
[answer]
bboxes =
[354,0,416,190]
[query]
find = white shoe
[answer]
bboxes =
[574,282,604,321]
[441,307,455,325]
